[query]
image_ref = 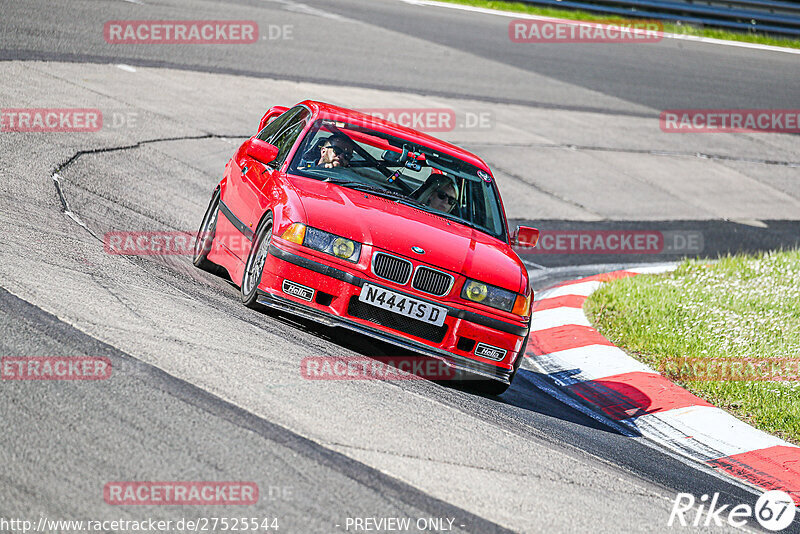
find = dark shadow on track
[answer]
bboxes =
[236,298,633,437]
[496,368,627,433]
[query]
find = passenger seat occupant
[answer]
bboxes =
[414,174,459,214]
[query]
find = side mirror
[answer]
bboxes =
[246,138,279,164]
[513,226,539,248]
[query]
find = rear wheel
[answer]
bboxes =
[193,188,224,275]
[241,214,273,308]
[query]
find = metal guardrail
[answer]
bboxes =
[520,0,800,37]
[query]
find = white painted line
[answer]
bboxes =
[397,0,800,55]
[732,218,769,228]
[531,306,590,331]
[116,64,137,73]
[521,258,546,269]
[262,0,349,22]
[633,405,791,458]
[532,344,655,382]
[542,280,602,298]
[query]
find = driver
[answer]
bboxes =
[415,174,459,214]
[316,134,355,168]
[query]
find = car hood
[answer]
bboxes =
[289,177,525,293]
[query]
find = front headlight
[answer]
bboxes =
[461,279,517,313]
[302,226,361,262]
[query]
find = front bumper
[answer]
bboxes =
[258,243,530,384]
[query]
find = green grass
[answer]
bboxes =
[584,250,800,444]
[438,0,800,49]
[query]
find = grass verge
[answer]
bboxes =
[437,0,800,49]
[584,250,800,445]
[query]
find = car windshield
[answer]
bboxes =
[288,118,506,240]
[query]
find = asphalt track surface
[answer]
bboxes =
[1,0,799,532]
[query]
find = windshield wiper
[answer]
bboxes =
[435,211,489,234]
[323,176,363,186]
[324,178,422,205]
[357,186,428,208]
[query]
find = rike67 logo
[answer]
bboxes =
[669,490,796,531]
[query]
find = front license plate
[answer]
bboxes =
[359,284,447,327]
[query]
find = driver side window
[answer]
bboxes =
[256,106,310,167]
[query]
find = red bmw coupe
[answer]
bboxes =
[194,101,539,394]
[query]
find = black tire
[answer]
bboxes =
[469,379,511,396]
[193,188,224,275]
[466,333,528,396]
[241,213,273,308]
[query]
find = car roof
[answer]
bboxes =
[297,100,493,174]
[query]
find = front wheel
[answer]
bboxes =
[466,334,528,396]
[193,188,224,275]
[241,214,273,308]
[469,379,511,396]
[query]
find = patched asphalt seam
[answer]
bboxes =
[51,134,248,233]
